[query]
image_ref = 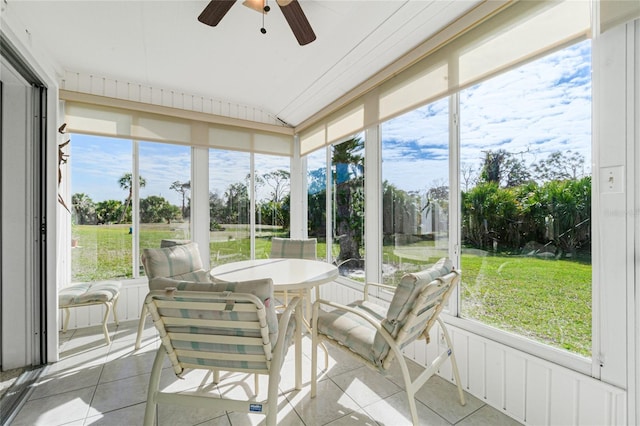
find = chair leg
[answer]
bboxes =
[310,307,318,398]
[135,303,148,350]
[396,355,420,425]
[143,347,165,426]
[438,318,466,406]
[101,302,112,345]
[294,306,303,390]
[111,293,120,326]
[62,307,71,333]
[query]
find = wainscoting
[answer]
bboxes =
[62,279,627,425]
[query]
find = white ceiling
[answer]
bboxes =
[5,0,481,127]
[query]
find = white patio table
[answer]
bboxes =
[210,258,338,388]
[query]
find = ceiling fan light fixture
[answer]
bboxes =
[242,0,268,14]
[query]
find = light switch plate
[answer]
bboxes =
[600,166,624,193]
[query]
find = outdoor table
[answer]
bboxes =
[210,258,338,388]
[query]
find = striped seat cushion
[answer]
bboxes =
[59,281,121,306]
[382,257,453,336]
[315,300,388,368]
[270,238,317,260]
[317,258,453,369]
[150,277,280,347]
[141,242,210,282]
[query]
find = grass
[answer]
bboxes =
[460,252,591,357]
[71,224,592,357]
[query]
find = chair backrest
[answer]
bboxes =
[144,278,285,377]
[160,239,191,248]
[148,277,280,344]
[375,258,459,369]
[270,237,317,260]
[141,242,209,282]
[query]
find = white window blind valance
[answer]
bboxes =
[379,0,590,122]
[299,100,365,155]
[600,0,640,32]
[298,0,593,152]
[300,125,326,156]
[64,98,294,156]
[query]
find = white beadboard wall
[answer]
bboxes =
[60,71,282,126]
[67,279,626,425]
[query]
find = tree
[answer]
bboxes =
[71,193,96,225]
[170,180,190,218]
[95,200,124,224]
[261,170,290,203]
[332,137,365,266]
[479,149,508,184]
[224,182,250,224]
[118,173,146,223]
[533,150,586,182]
[460,163,478,192]
[140,195,180,224]
[209,191,226,230]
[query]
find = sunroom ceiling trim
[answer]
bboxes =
[61,90,295,157]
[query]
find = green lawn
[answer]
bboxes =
[71,224,591,357]
[461,252,591,357]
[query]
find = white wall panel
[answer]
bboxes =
[505,352,526,421]
[548,370,577,425]
[485,344,505,409]
[525,361,549,425]
[467,336,485,397]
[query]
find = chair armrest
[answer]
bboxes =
[363,281,396,301]
[312,298,399,352]
[313,298,387,334]
[272,296,301,368]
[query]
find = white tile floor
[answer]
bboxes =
[9,319,522,425]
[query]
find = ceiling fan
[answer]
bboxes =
[198,0,316,46]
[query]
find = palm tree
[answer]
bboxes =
[118,173,146,223]
[71,192,95,224]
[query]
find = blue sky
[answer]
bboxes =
[72,40,591,206]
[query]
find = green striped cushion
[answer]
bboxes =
[59,281,121,306]
[383,257,452,333]
[270,238,317,260]
[151,277,279,346]
[141,242,208,281]
[316,300,388,368]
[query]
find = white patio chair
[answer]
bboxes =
[269,237,317,308]
[311,257,466,425]
[135,241,210,350]
[143,279,300,426]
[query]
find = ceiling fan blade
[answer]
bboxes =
[277,0,316,46]
[198,0,237,27]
